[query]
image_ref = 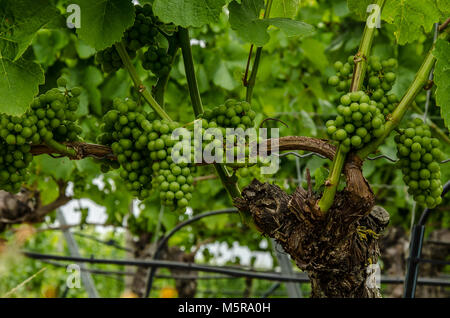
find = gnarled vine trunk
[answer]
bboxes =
[234,151,390,298]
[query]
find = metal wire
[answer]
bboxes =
[144,208,239,297]
[24,252,450,287]
[275,151,327,160]
[72,232,132,252]
[366,155,398,163]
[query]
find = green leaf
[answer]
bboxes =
[35,155,75,181]
[229,0,313,45]
[300,37,328,72]
[270,0,300,18]
[213,61,237,90]
[153,0,226,28]
[73,0,135,50]
[0,0,61,60]
[382,0,444,45]
[313,166,328,191]
[346,0,372,21]
[32,29,70,67]
[266,18,314,37]
[433,39,450,130]
[0,50,44,115]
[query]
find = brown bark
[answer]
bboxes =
[235,179,389,297]
[234,140,392,298]
[0,181,71,233]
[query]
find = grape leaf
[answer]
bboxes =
[346,0,372,21]
[271,0,300,18]
[382,0,444,45]
[34,155,75,181]
[0,49,44,115]
[153,0,226,28]
[348,0,448,44]
[267,18,314,37]
[73,0,135,51]
[433,39,450,130]
[229,0,314,46]
[0,0,61,60]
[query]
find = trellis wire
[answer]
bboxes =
[24,251,450,287]
[144,208,239,297]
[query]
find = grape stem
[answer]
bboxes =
[245,0,273,103]
[44,139,77,158]
[177,25,251,224]
[178,28,204,117]
[318,0,386,213]
[114,42,172,122]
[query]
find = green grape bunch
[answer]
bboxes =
[123,4,159,51]
[201,99,256,131]
[201,99,257,168]
[95,3,165,74]
[95,46,137,74]
[100,98,195,208]
[328,55,398,100]
[142,45,172,77]
[326,91,386,153]
[0,79,82,193]
[395,118,444,209]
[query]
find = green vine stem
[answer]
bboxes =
[317,145,346,212]
[357,48,437,159]
[178,27,204,117]
[177,26,253,225]
[411,102,450,145]
[153,37,180,106]
[114,42,172,122]
[246,48,263,103]
[245,0,273,103]
[318,0,386,213]
[45,139,77,158]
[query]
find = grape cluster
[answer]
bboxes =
[142,45,172,77]
[201,99,256,131]
[326,91,385,153]
[0,79,82,192]
[395,118,444,208]
[0,143,33,193]
[95,3,167,74]
[328,55,397,98]
[95,46,136,74]
[100,98,194,208]
[123,4,159,51]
